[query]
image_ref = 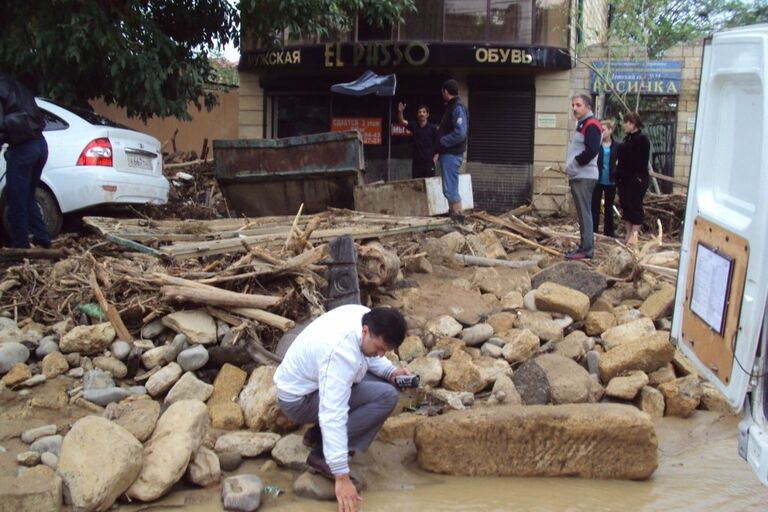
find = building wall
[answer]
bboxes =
[91,90,239,155]
[582,0,610,46]
[238,74,265,139]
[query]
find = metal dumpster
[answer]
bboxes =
[214,131,364,216]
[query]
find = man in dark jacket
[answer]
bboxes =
[0,72,51,248]
[591,119,619,238]
[397,102,439,179]
[437,79,468,223]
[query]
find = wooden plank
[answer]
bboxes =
[89,270,133,342]
[162,285,281,309]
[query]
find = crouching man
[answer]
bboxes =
[274,305,410,512]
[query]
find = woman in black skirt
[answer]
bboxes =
[616,112,651,246]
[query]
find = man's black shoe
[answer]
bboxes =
[33,239,52,249]
[565,251,593,261]
[449,211,465,224]
[303,424,321,448]
[306,450,335,480]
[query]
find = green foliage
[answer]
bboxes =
[239,0,415,47]
[0,0,237,121]
[608,0,768,58]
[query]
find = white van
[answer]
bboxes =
[671,24,768,486]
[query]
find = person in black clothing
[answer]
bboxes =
[0,72,51,249]
[397,102,439,179]
[616,112,651,246]
[437,79,468,222]
[591,119,619,238]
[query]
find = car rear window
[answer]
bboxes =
[40,109,69,131]
[45,100,129,129]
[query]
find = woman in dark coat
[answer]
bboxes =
[616,112,651,246]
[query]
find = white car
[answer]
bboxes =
[1,98,169,236]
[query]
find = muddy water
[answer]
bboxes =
[149,413,768,512]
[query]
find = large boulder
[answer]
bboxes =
[0,466,62,511]
[271,434,311,470]
[186,447,221,487]
[512,359,550,405]
[208,363,247,430]
[406,356,443,387]
[162,309,217,345]
[639,285,676,321]
[584,311,616,336]
[500,329,540,364]
[222,474,263,512]
[165,372,214,405]
[214,431,281,458]
[0,342,30,374]
[415,404,658,479]
[600,318,656,351]
[598,332,676,382]
[531,262,608,302]
[238,366,295,433]
[103,399,160,443]
[658,376,703,418]
[425,315,463,338]
[535,354,600,404]
[441,350,485,393]
[58,416,143,512]
[145,362,183,397]
[398,335,426,362]
[605,371,649,400]
[59,323,116,355]
[465,230,507,259]
[514,311,563,342]
[126,400,209,502]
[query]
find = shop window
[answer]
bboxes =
[489,0,533,44]
[445,0,487,41]
[275,95,330,138]
[400,0,444,41]
[534,0,569,47]
[358,18,394,41]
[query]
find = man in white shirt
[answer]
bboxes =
[274,305,410,512]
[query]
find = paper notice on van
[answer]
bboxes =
[690,243,733,334]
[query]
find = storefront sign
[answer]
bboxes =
[391,124,411,137]
[242,43,571,70]
[537,114,557,129]
[591,60,682,95]
[331,117,382,145]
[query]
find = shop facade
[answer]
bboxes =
[238,1,610,214]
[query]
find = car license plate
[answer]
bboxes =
[127,154,153,170]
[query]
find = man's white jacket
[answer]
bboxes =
[273,304,396,475]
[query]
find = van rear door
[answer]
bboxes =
[670,26,768,412]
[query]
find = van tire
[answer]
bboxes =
[1,186,63,239]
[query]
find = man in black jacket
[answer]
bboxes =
[0,72,51,248]
[437,79,468,223]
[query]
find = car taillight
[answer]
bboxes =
[77,138,113,166]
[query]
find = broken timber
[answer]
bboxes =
[83,211,453,260]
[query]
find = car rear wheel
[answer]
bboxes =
[1,187,63,240]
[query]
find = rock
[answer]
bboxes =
[83,369,115,391]
[162,309,217,345]
[461,323,494,347]
[406,255,433,274]
[177,345,210,372]
[59,323,116,354]
[293,471,336,501]
[700,382,732,413]
[93,356,128,378]
[639,285,676,320]
[536,354,599,404]
[0,325,25,344]
[534,282,590,321]
[187,446,221,487]
[145,362,183,397]
[406,356,443,387]
[83,387,130,407]
[671,349,699,377]
[415,403,658,479]
[21,424,58,444]
[379,414,429,442]
[598,332,676,382]
[111,341,131,360]
[140,345,175,369]
[501,291,524,310]
[51,317,74,337]
[30,435,62,455]
[480,342,503,358]
[126,400,210,501]
[553,332,587,361]
[58,416,143,512]
[165,371,214,405]
[438,231,467,255]
[501,329,540,364]
[430,388,475,410]
[491,375,522,404]
[217,452,243,472]
[512,359,550,405]
[141,318,166,339]
[636,386,665,417]
[39,351,68,380]
[585,311,616,336]
[602,247,635,277]
[16,451,41,466]
[41,452,58,470]
[239,366,294,433]
[0,465,63,511]
[532,262,608,302]
[104,399,161,442]
[35,337,59,359]
[222,474,263,512]
[441,350,485,393]
[648,363,676,386]
[515,311,563,342]
[466,230,507,259]
[67,367,84,378]
[606,371,649,400]
[485,312,515,333]
[553,315,574,330]
[398,335,426,362]
[425,315,463,338]
[601,318,657,351]
[271,434,311,469]
[0,342,30,374]
[1,363,31,387]
[214,431,281,458]
[207,364,248,430]
[658,376,702,418]
[475,356,513,387]
[209,402,245,432]
[523,289,538,311]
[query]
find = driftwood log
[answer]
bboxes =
[357,241,401,287]
[161,285,281,309]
